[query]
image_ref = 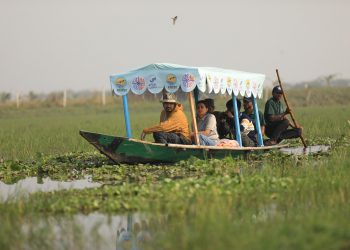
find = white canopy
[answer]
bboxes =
[110,63,265,98]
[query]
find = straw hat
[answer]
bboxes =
[160,92,177,103]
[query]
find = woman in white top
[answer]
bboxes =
[192,100,219,146]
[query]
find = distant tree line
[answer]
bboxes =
[0,92,11,102]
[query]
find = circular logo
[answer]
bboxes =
[132,76,145,90]
[207,74,212,83]
[252,81,257,91]
[213,76,220,93]
[115,77,127,86]
[166,74,177,84]
[226,77,232,86]
[182,73,195,88]
[233,79,238,88]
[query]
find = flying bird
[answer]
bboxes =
[171,16,178,25]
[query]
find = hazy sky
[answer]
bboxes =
[0,0,349,93]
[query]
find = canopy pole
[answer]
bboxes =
[188,92,200,145]
[232,95,242,146]
[122,94,132,138]
[252,97,264,146]
[194,86,199,105]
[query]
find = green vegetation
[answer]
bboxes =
[1,91,350,249]
[1,97,349,160]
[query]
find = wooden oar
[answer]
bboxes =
[276,69,307,148]
[188,92,200,145]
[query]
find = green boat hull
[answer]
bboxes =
[79,130,285,164]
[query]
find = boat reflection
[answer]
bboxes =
[116,214,152,250]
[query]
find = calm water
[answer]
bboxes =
[1,177,153,249]
[20,213,151,250]
[0,176,101,201]
[279,145,330,155]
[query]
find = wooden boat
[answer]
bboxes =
[80,63,288,164]
[80,130,287,164]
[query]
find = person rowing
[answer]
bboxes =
[264,86,302,146]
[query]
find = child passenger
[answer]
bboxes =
[192,100,219,146]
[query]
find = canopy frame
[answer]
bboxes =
[111,63,266,147]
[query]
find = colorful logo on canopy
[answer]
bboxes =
[226,77,232,86]
[131,76,146,94]
[165,73,180,93]
[182,73,195,88]
[213,76,220,93]
[252,81,258,92]
[220,77,226,94]
[207,74,212,83]
[239,80,244,88]
[197,73,206,92]
[166,74,177,84]
[149,76,156,84]
[111,76,130,96]
[246,79,251,88]
[233,79,238,89]
[146,75,164,94]
[115,77,127,86]
[257,82,263,98]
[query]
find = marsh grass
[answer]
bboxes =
[1,144,350,249]
[1,100,350,249]
[0,99,349,160]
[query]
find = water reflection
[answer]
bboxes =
[0,176,101,201]
[280,145,330,155]
[116,214,152,250]
[69,213,152,250]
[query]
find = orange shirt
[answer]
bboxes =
[143,104,190,139]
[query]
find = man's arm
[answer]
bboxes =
[260,125,265,136]
[267,108,291,122]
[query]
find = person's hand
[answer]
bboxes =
[140,132,146,141]
[285,107,292,115]
[190,132,199,139]
[227,111,234,118]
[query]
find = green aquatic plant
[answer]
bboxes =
[1,104,350,250]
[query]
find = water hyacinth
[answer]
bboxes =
[1,103,350,249]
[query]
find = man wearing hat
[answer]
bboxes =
[264,86,302,145]
[243,96,266,136]
[140,92,192,145]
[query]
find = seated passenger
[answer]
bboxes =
[140,92,192,145]
[204,98,215,113]
[192,100,219,146]
[264,86,302,145]
[217,99,257,147]
[242,96,265,136]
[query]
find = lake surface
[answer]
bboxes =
[280,145,330,155]
[0,176,101,201]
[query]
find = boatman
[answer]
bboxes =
[264,86,302,145]
[140,92,192,145]
[242,96,265,136]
